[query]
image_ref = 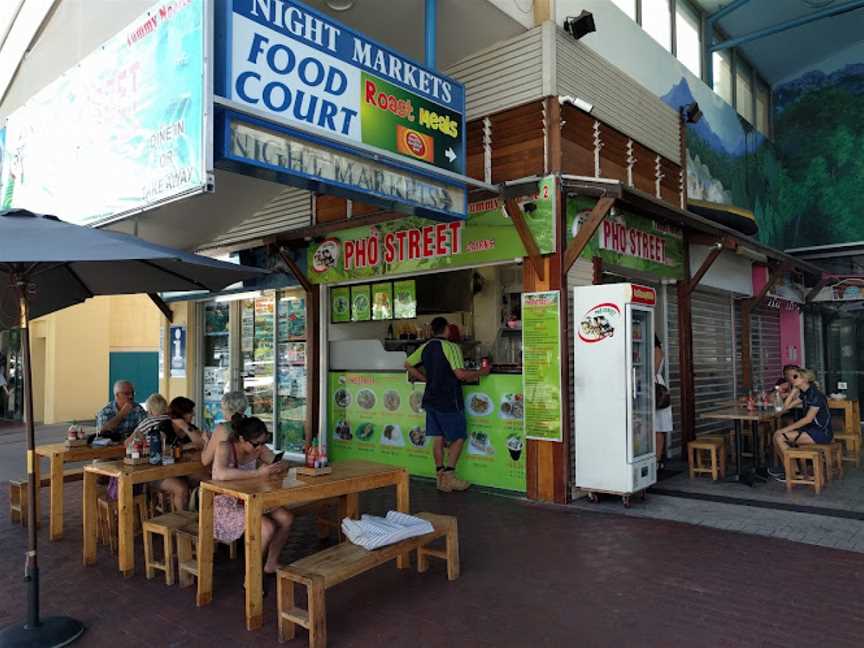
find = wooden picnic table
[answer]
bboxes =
[82,457,207,576]
[196,459,410,631]
[701,406,784,484]
[34,441,125,541]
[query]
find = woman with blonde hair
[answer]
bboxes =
[769,368,832,481]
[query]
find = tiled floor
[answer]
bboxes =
[2,477,864,646]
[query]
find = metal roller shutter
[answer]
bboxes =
[692,290,737,436]
[735,304,782,394]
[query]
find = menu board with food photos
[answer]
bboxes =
[331,286,350,323]
[372,282,393,320]
[328,371,525,492]
[350,285,371,321]
[393,279,416,319]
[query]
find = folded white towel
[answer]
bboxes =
[341,511,434,550]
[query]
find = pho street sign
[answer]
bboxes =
[217,112,467,220]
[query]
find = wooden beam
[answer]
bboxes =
[148,293,173,323]
[592,256,603,284]
[677,234,696,446]
[685,243,723,296]
[563,197,615,273]
[505,198,545,282]
[533,0,552,25]
[277,247,313,294]
[805,274,831,302]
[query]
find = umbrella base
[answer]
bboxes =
[0,617,85,648]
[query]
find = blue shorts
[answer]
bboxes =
[801,425,832,444]
[425,407,467,443]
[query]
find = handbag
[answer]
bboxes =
[655,382,671,409]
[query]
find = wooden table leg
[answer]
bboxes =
[82,471,98,565]
[343,493,359,520]
[117,477,135,577]
[396,471,410,569]
[49,453,64,541]
[244,495,264,631]
[196,487,215,607]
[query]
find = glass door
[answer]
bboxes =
[628,306,655,460]
[202,302,231,432]
[241,295,276,432]
[276,290,307,453]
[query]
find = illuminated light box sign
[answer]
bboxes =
[1,0,207,225]
[217,112,466,219]
[215,0,465,175]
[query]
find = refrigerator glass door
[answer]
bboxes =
[276,290,307,453]
[241,294,275,431]
[202,302,231,433]
[628,306,654,460]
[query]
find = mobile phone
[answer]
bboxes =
[272,451,285,463]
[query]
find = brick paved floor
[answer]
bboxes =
[2,479,864,647]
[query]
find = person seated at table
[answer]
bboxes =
[168,396,206,452]
[96,380,147,440]
[769,368,832,480]
[201,391,250,467]
[128,393,191,511]
[212,414,292,576]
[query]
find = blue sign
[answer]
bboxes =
[170,325,187,379]
[214,0,467,179]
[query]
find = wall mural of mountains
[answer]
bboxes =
[770,58,864,249]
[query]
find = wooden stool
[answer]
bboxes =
[148,488,174,518]
[97,493,149,553]
[175,517,239,589]
[833,433,861,467]
[783,449,824,494]
[143,511,197,586]
[808,443,844,482]
[9,480,26,526]
[688,438,725,480]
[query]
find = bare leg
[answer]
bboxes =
[432,436,445,467]
[264,508,294,574]
[446,438,465,469]
[161,477,189,511]
[655,433,666,463]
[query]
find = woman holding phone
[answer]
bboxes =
[212,414,293,577]
[769,368,832,480]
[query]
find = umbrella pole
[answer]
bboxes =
[0,280,84,647]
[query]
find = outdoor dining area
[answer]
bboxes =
[681,386,862,501]
[0,209,460,648]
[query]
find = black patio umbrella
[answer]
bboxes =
[0,209,268,647]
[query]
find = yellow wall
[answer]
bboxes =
[29,295,160,424]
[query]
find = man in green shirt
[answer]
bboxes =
[405,317,490,492]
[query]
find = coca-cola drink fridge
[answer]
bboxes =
[572,283,657,506]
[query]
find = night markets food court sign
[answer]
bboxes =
[215,0,466,180]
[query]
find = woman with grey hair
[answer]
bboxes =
[202,391,281,467]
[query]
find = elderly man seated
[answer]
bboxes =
[96,380,147,439]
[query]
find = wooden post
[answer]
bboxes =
[563,197,615,273]
[592,256,603,285]
[677,233,696,446]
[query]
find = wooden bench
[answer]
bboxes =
[143,511,197,586]
[809,442,844,482]
[8,467,86,525]
[783,448,824,494]
[277,512,458,647]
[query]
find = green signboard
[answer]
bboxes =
[328,371,525,492]
[393,280,417,319]
[331,286,350,323]
[309,176,557,283]
[350,285,371,322]
[566,196,684,279]
[522,291,562,441]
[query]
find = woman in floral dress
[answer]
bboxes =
[212,415,292,575]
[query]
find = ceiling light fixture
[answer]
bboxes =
[325,0,356,11]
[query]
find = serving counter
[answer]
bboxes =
[327,370,526,492]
